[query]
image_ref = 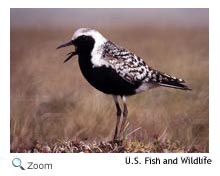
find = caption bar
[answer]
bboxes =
[125,156,212,165]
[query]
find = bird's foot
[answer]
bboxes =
[109,139,123,146]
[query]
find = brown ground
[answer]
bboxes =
[10,25,209,152]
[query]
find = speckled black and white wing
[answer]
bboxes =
[102,41,191,91]
[102,41,149,84]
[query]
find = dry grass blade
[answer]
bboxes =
[126,127,142,138]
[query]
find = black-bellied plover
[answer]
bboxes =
[57,28,191,140]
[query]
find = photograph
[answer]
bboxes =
[10,8,209,153]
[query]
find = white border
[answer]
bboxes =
[1,1,220,176]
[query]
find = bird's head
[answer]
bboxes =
[57,28,107,63]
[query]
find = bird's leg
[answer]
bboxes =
[119,96,128,137]
[113,95,121,141]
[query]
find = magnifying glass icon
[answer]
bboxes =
[12,158,25,170]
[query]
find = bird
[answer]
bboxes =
[57,28,191,141]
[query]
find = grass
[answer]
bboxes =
[24,136,203,153]
[10,25,209,152]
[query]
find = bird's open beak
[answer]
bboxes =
[57,40,77,63]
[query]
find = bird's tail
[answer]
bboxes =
[158,80,191,90]
[149,69,191,91]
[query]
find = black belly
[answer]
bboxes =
[78,56,140,96]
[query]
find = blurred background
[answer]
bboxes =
[10,9,209,152]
